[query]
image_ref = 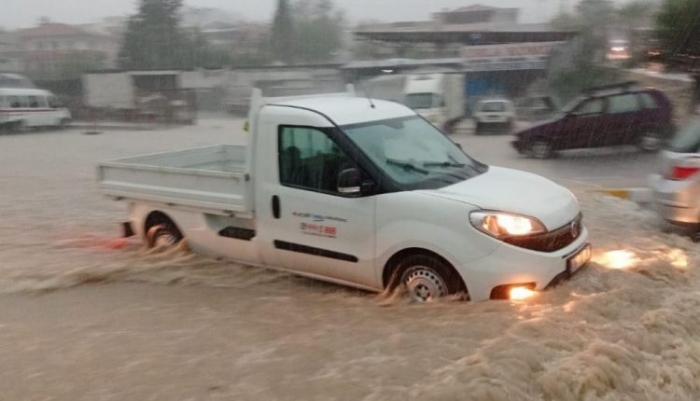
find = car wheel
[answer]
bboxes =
[637,130,663,152]
[396,254,467,302]
[147,223,183,249]
[59,118,70,130]
[12,120,27,134]
[529,138,554,159]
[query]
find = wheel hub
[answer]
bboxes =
[640,132,661,150]
[155,233,178,247]
[402,267,447,302]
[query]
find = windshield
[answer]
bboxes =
[668,118,700,153]
[405,93,441,110]
[342,116,486,189]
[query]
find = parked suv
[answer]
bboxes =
[512,82,673,159]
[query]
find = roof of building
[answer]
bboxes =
[354,22,575,44]
[268,96,415,126]
[19,23,110,39]
[450,4,512,12]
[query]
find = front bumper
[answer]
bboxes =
[460,226,590,301]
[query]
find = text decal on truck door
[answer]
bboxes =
[301,223,338,238]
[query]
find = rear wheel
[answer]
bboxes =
[637,130,663,152]
[394,254,466,302]
[147,223,183,249]
[12,120,27,134]
[529,138,554,159]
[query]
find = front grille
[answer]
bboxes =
[505,213,583,253]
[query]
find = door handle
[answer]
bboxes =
[272,195,281,219]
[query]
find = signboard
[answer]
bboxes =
[461,41,563,72]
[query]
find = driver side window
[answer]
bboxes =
[279,126,358,195]
[572,98,604,116]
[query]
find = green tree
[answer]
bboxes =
[293,0,345,62]
[656,0,700,108]
[270,0,295,64]
[118,0,189,70]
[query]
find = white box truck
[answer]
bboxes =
[98,87,590,302]
[404,72,466,132]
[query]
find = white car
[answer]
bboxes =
[473,99,516,131]
[99,89,591,302]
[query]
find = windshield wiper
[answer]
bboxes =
[387,159,429,174]
[423,161,466,168]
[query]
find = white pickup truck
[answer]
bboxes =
[98,88,591,301]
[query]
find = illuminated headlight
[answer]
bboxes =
[470,211,546,238]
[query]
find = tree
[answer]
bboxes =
[656,0,700,108]
[118,0,189,70]
[270,0,295,64]
[293,0,345,62]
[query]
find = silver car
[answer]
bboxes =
[650,117,700,232]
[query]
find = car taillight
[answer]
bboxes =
[670,166,700,180]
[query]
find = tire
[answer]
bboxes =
[59,118,70,130]
[147,223,183,249]
[637,130,663,152]
[12,120,26,134]
[393,254,467,302]
[529,138,554,159]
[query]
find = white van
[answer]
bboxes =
[0,88,72,132]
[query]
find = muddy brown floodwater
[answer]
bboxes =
[0,121,698,400]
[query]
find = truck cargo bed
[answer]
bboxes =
[98,145,252,217]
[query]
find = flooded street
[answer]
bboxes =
[1,121,699,400]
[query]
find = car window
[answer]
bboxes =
[608,94,640,114]
[28,96,39,108]
[572,98,604,115]
[639,93,658,109]
[8,96,20,108]
[479,102,506,112]
[668,118,700,153]
[279,126,358,195]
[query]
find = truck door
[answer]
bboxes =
[255,112,378,289]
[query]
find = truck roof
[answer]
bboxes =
[269,96,416,126]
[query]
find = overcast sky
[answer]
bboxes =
[0,0,640,29]
[2,0,633,29]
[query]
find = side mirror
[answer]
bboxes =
[338,168,364,195]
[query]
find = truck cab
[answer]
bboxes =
[100,89,590,301]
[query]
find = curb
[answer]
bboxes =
[595,188,653,204]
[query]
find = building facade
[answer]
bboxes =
[17,22,119,80]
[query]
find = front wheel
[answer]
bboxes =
[147,223,183,249]
[529,138,555,159]
[396,254,466,302]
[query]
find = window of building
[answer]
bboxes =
[278,126,358,195]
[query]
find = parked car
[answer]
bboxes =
[0,88,71,132]
[512,82,673,159]
[650,117,700,236]
[473,98,516,132]
[99,88,591,302]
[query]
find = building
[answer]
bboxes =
[352,4,577,108]
[17,21,119,80]
[0,31,21,73]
